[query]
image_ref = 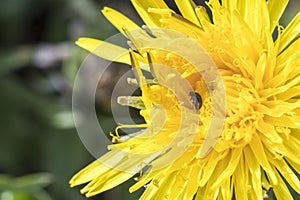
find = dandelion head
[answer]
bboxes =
[70,0,300,199]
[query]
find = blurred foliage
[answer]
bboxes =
[0,0,299,199]
[0,173,53,200]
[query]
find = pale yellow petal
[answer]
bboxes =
[75,38,130,64]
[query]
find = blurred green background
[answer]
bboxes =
[0,0,299,200]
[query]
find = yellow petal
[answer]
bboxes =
[261,136,300,166]
[254,53,267,90]
[241,0,269,38]
[282,134,300,159]
[75,38,130,64]
[244,145,262,199]
[267,152,300,194]
[69,150,126,186]
[101,7,140,33]
[139,178,159,200]
[276,86,300,100]
[182,164,201,199]
[286,158,300,175]
[195,6,211,25]
[129,170,159,193]
[198,150,228,187]
[174,0,201,26]
[276,37,300,72]
[268,0,289,32]
[195,180,219,200]
[218,177,232,200]
[261,169,271,190]
[260,76,300,98]
[69,160,108,186]
[221,0,237,13]
[264,115,300,128]
[249,134,277,184]
[278,12,300,53]
[140,173,177,200]
[83,169,134,197]
[256,119,282,143]
[232,154,248,200]
[166,171,189,199]
[156,11,205,39]
[270,166,294,200]
[210,148,243,190]
[131,0,168,27]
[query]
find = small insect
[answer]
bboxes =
[189,92,202,110]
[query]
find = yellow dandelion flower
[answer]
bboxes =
[70,0,300,199]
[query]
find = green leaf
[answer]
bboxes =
[14,173,54,190]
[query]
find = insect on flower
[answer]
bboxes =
[189,91,202,110]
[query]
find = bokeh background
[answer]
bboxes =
[0,0,299,199]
